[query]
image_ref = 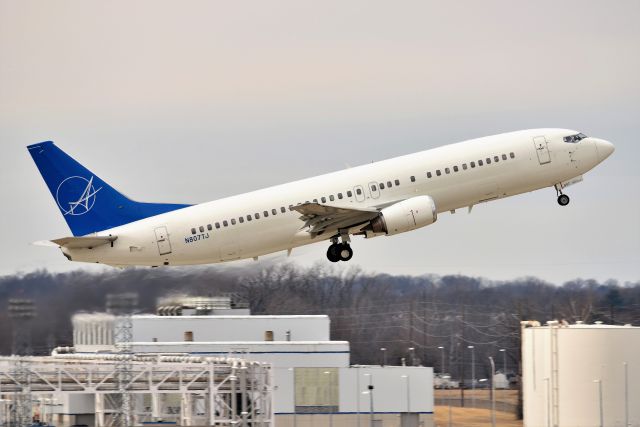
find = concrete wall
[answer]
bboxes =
[132,315,330,342]
[274,365,434,416]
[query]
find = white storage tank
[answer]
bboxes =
[522,321,640,427]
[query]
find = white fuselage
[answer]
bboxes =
[63,129,612,267]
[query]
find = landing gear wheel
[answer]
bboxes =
[557,194,570,206]
[338,243,353,262]
[326,244,340,262]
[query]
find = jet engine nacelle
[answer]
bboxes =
[369,196,437,236]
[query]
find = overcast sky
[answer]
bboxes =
[1,1,638,284]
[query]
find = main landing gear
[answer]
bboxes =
[555,184,570,206]
[326,234,353,262]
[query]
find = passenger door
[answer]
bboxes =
[154,226,172,255]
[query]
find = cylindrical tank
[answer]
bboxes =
[522,321,640,427]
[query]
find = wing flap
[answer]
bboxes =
[292,202,379,235]
[51,236,117,249]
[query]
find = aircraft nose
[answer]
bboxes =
[593,138,615,160]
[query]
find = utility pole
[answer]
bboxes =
[408,300,414,350]
[459,305,466,407]
[8,299,35,427]
[107,293,138,427]
[422,290,428,367]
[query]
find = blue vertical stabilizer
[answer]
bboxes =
[28,141,191,236]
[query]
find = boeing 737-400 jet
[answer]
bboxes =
[28,129,614,267]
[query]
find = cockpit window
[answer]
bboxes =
[563,133,588,143]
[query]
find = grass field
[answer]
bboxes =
[433,389,523,427]
[434,405,523,427]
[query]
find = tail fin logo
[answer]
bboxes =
[55,176,102,216]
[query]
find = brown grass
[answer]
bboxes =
[434,405,523,427]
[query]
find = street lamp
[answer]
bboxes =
[380,348,387,366]
[488,357,496,427]
[499,349,506,374]
[438,346,445,374]
[364,373,374,427]
[324,371,334,427]
[401,375,411,413]
[408,347,415,366]
[467,346,476,395]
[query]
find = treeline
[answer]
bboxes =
[1,264,639,382]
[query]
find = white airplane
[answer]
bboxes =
[28,129,614,267]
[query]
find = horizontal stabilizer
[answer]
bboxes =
[50,236,118,249]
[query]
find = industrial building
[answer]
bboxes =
[4,296,434,427]
[522,320,640,427]
[0,353,273,426]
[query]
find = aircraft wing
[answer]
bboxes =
[49,236,118,249]
[292,202,379,236]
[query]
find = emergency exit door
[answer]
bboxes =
[533,136,551,164]
[154,226,172,255]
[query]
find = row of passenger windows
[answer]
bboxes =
[190,152,514,235]
[423,152,515,179]
[191,205,289,234]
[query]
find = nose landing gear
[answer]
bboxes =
[555,184,570,206]
[326,234,354,262]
